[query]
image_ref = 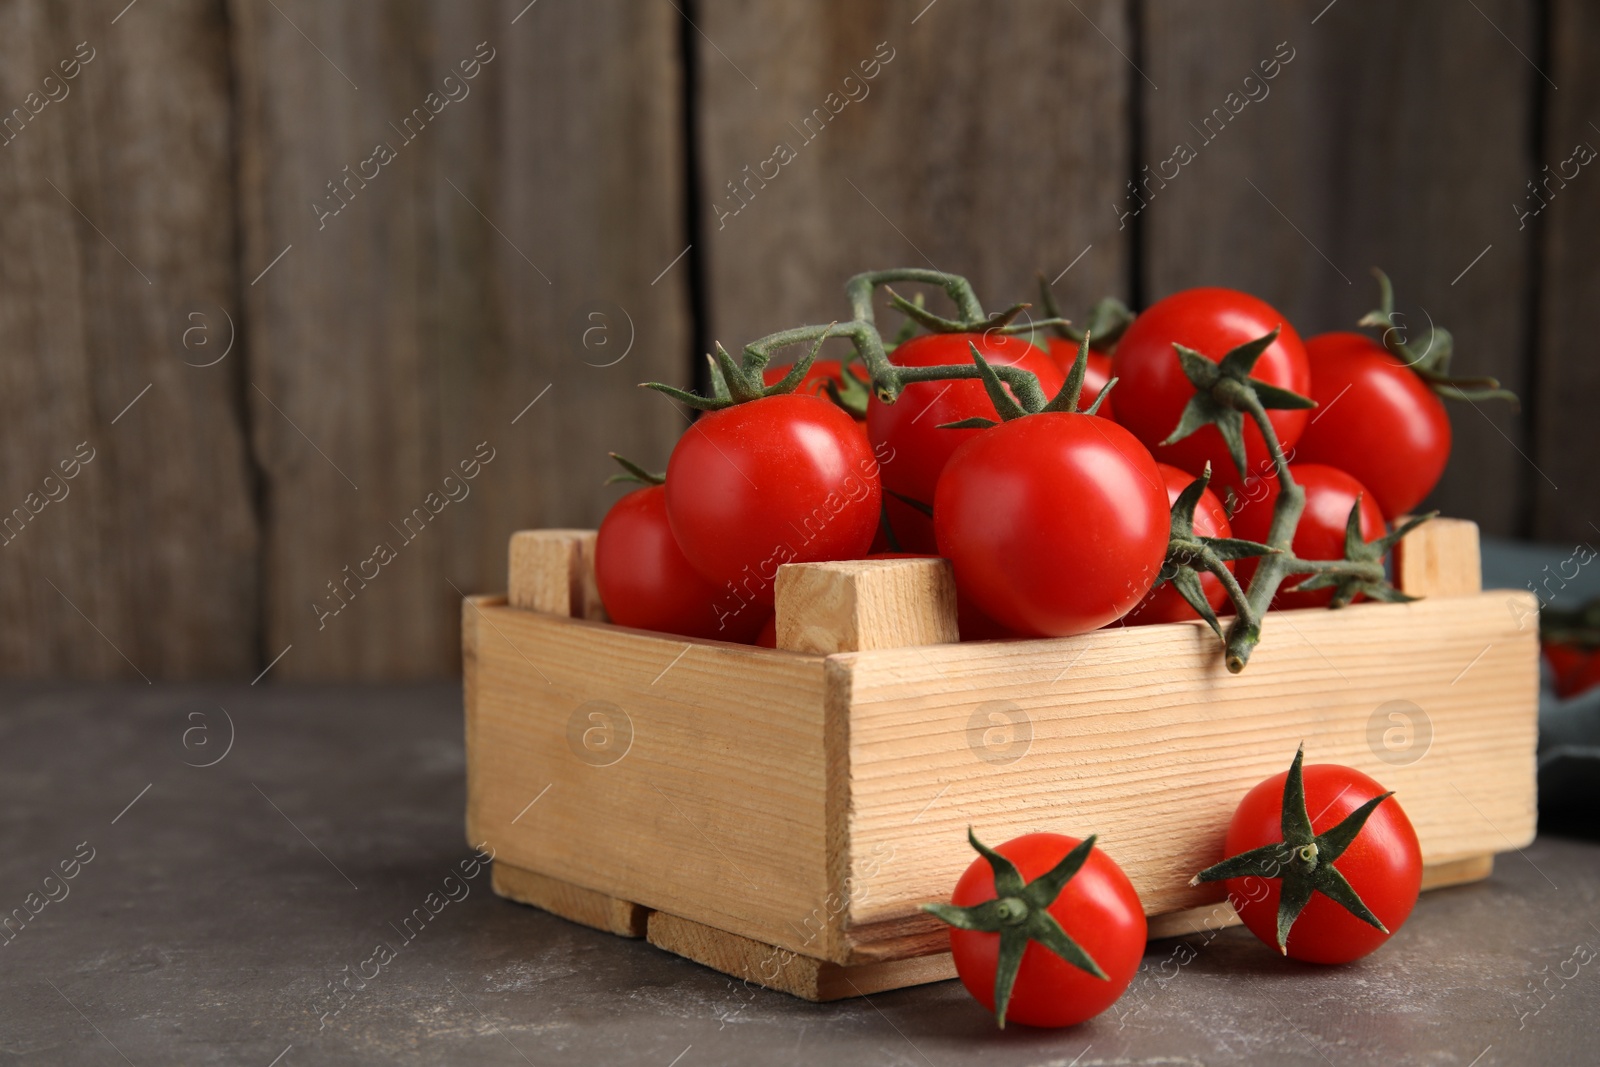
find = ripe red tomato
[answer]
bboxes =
[867,332,1066,506]
[754,614,777,648]
[1558,647,1600,698]
[1125,463,1233,625]
[761,359,868,417]
[1229,463,1385,610]
[874,491,938,554]
[945,833,1145,1027]
[666,394,881,618]
[1046,338,1114,418]
[1543,641,1588,692]
[1219,759,1421,964]
[1111,288,1311,497]
[934,413,1169,636]
[1291,332,1451,520]
[596,483,769,642]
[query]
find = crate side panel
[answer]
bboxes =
[466,604,831,955]
[838,593,1538,936]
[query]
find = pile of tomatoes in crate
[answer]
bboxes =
[594,266,1513,675]
[588,266,1515,1028]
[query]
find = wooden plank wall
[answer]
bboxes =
[0,0,1589,681]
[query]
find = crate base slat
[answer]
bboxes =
[492,853,1496,999]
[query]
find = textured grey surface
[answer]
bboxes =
[0,682,1594,1066]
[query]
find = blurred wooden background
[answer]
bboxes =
[0,0,1590,681]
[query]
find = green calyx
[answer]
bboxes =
[644,323,846,412]
[935,332,1117,432]
[1191,745,1394,953]
[1156,464,1275,638]
[923,829,1108,1027]
[1036,274,1135,349]
[1542,595,1600,650]
[1161,327,1317,478]
[604,452,665,486]
[1359,269,1519,405]
[1285,506,1434,607]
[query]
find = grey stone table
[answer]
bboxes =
[1,681,1594,1067]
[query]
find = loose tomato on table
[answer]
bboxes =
[1228,463,1385,611]
[1111,288,1311,496]
[926,830,1146,1028]
[867,331,1065,507]
[1125,462,1234,626]
[1291,331,1451,521]
[935,411,1169,637]
[1193,745,1421,964]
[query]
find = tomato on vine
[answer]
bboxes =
[867,331,1065,507]
[1125,463,1235,626]
[1228,463,1385,610]
[926,830,1145,1027]
[1111,288,1311,495]
[648,334,883,621]
[1193,745,1421,964]
[594,456,767,642]
[1291,332,1451,520]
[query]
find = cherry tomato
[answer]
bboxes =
[1291,332,1451,520]
[934,413,1169,636]
[666,394,881,617]
[595,484,766,642]
[754,614,777,648]
[1046,338,1114,418]
[1125,463,1233,625]
[946,833,1145,1027]
[1220,761,1421,964]
[868,332,1066,506]
[874,491,938,554]
[1111,288,1311,498]
[762,360,868,418]
[1543,641,1588,692]
[1228,463,1385,610]
[1567,652,1600,697]
[1558,647,1600,698]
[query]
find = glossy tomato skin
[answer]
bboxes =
[1126,463,1233,625]
[666,394,881,617]
[1111,288,1311,498]
[948,833,1146,1028]
[596,485,765,642]
[761,360,868,417]
[1046,339,1115,419]
[1229,463,1385,610]
[935,414,1169,636]
[1223,764,1421,964]
[868,333,1066,506]
[1292,332,1451,520]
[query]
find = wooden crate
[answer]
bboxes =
[463,519,1537,1001]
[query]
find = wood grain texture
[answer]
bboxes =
[232,0,690,679]
[692,0,1132,357]
[1141,0,1536,537]
[507,529,603,618]
[776,557,957,653]
[0,0,259,678]
[463,595,837,958]
[1533,0,1600,542]
[492,862,647,937]
[1397,518,1483,598]
[646,909,955,1001]
[833,592,1539,957]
